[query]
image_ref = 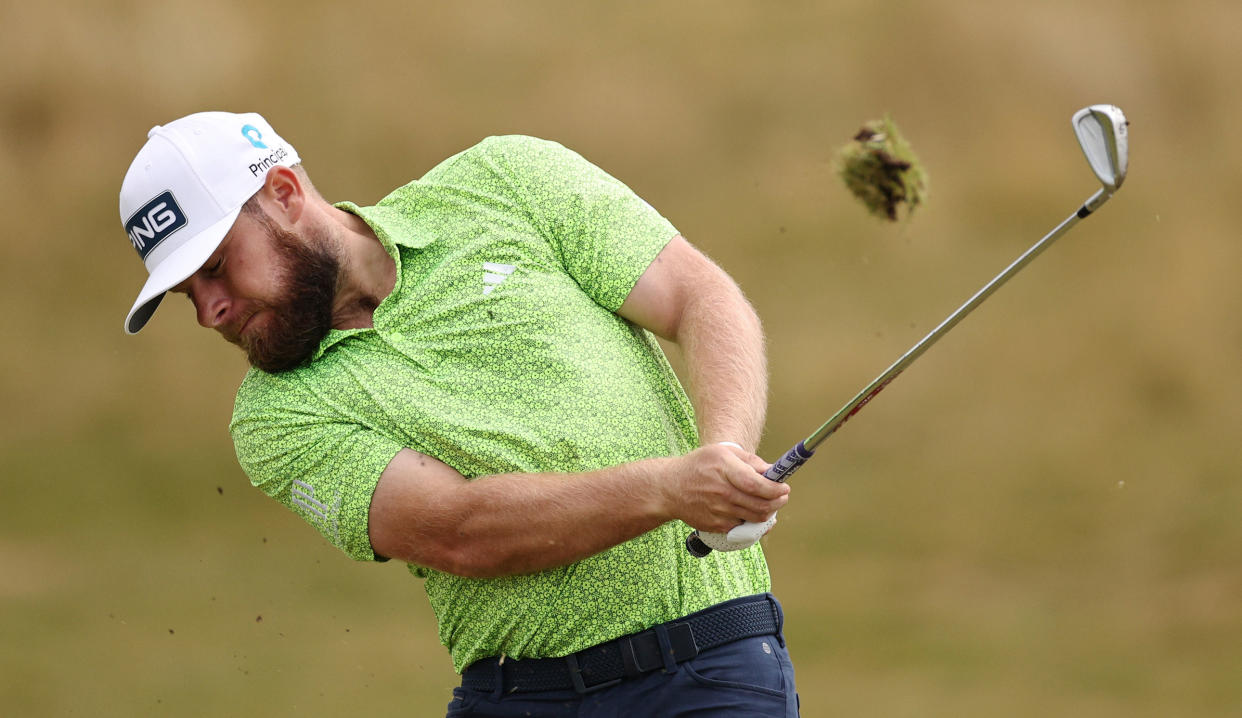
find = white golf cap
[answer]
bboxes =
[119,111,300,334]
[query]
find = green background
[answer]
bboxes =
[3,1,1239,715]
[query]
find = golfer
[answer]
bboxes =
[118,111,798,717]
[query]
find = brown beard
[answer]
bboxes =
[239,215,341,373]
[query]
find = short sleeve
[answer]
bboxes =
[229,370,403,562]
[473,135,678,311]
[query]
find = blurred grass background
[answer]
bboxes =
[3,1,1241,715]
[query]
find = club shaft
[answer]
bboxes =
[688,103,1128,557]
[801,188,1112,453]
[685,188,1116,558]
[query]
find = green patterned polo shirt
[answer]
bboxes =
[229,135,770,672]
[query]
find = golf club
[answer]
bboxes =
[687,104,1129,557]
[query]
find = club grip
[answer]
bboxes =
[763,440,816,483]
[684,440,816,557]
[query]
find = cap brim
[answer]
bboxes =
[123,207,243,334]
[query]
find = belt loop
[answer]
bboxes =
[653,624,679,673]
[618,637,642,678]
[490,657,505,701]
[767,593,785,648]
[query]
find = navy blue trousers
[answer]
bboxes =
[446,598,799,717]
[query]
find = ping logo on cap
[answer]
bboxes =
[126,190,187,259]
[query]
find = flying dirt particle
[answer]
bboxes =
[217,486,223,495]
[168,629,174,635]
[836,115,928,222]
[256,615,263,623]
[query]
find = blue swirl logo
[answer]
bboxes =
[241,124,268,149]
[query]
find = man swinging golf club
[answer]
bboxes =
[118,111,799,717]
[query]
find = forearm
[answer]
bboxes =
[676,277,768,451]
[445,460,674,576]
[619,236,769,451]
[372,449,678,577]
[369,444,788,578]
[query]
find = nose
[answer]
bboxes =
[191,280,232,330]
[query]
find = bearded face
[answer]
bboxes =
[232,212,342,373]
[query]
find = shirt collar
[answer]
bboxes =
[334,200,436,254]
[304,200,436,360]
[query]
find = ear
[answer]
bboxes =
[261,165,306,224]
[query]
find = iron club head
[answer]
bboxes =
[1072,104,1129,192]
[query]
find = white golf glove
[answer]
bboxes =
[693,514,778,552]
[696,441,777,552]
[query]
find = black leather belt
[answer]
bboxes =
[461,593,782,695]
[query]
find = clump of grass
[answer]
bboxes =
[836,115,928,222]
